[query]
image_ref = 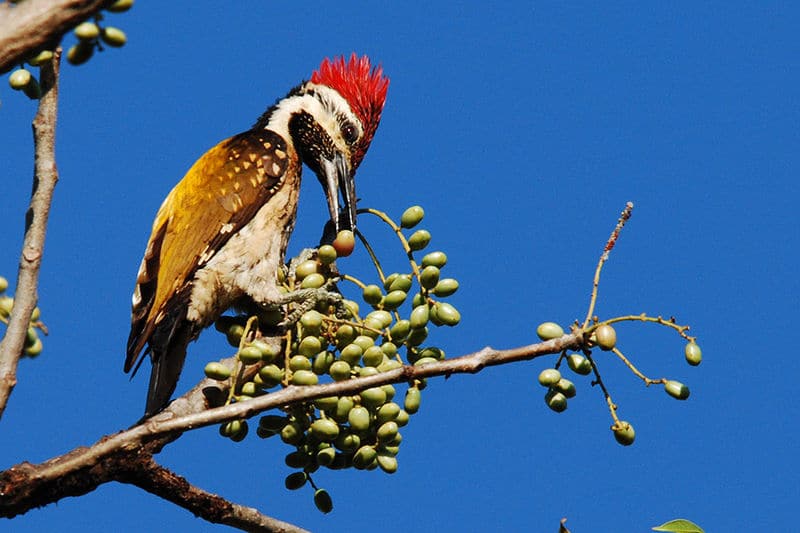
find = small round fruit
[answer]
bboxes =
[310,418,340,441]
[295,259,318,280]
[400,205,424,228]
[338,344,362,366]
[314,488,333,514]
[434,302,461,326]
[664,380,690,400]
[280,422,304,445]
[24,338,43,357]
[100,27,127,47]
[613,421,636,446]
[362,345,384,367]
[301,272,326,289]
[377,421,399,443]
[376,402,401,424]
[555,378,577,398]
[0,276,7,293]
[389,319,411,342]
[27,49,54,66]
[594,324,617,350]
[204,362,231,381]
[360,387,387,409]
[377,454,398,473]
[419,266,440,289]
[536,322,564,341]
[408,229,431,251]
[353,445,377,469]
[432,278,459,297]
[289,354,313,371]
[74,22,100,41]
[348,406,371,432]
[317,244,337,264]
[362,284,383,305]
[298,336,322,357]
[106,0,134,13]
[258,364,283,387]
[284,471,307,490]
[404,386,421,414]
[9,68,31,90]
[332,230,355,256]
[421,251,447,268]
[409,305,430,329]
[291,370,318,386]
[238,346,263,364]
[382,290,407,310]
[566,354,592,375]
[388,274,413,292]
[545,390,568,412]
[685,342,702,366]
[537,368,561,387]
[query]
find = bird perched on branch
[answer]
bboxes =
[125,54,389,416]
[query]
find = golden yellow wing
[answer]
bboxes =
[125,129,293,371]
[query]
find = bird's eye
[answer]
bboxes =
[342,122,358,144]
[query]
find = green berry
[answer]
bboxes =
[684,342,702,366]
[388,274,413,293]
[335,324,356,347]
[353,445,377,469]
[613,421,635,446]
[9,68,31,90]
[106,0,134,13]
[395,409,410,427]
[317,244,337,264]
[419,266,440,289]
[421,251,447,268]
[545,390,568,412]
[204,362,231,381]
[74,22,100,41]
[291,370,318,386]
[0,276,7,293]
[333,397,355,423]
[362,345,384,367]
[594,324,617,350]
[284,450,310,469]
[348,406,371,432]
[360,387,387,409]
[300,309,324,331]
[566,354,592,375]
[536,322,564,341]
[377,421,399,443]
[434,302,460,326]
[100,26,127,47]
[366,310,392,328]
[67,42,94,66]
[382,290,407,310]
[408,229,431,251]
[362,284,383,305]
[284,471,307,490]
[376,402,401,424]
[310,418,340,441]
[0,296,13,318]
[400,205,424,228]
[301,272,326,289]
[406,326,428,347]
[338,344,362,366]
[380,341,398,357]
[409,305,429,329]
[555,378,576,398]
[538,368,561,387]
[27,50,54,67]
[377,454,398,473]
[404,386,421,413]
[280,422,304,445]
[258,364,283,387]
[298,336,322,357]
[664,380,690,400]
[295,259,318,280]
[24,338,43,357]
[289,354,312,371]
[389,319,411,342]
[314,488,333,514]
[312,350,335,375]
[335,430,360,451]
[432,278,459,297]
[314,395,339,412]
[238,346,263,364]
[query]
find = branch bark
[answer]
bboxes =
[0,49,61,418]
[0,0,109,73]
[0,331,584,522]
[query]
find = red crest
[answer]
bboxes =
[312,54,389,168]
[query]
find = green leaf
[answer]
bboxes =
[652,518,704,533]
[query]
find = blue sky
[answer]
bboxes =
[2,2,798,531]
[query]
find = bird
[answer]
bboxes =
[125,54,389,416]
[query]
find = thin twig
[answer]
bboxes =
[120,456,310,533]
[0,49,61,418]
[582,202,634,328]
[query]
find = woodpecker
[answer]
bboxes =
[125,54,389,416]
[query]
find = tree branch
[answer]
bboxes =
[0,0,109,73]
[0,331,583,519]
[0,49,61,418]
[119,456,310,533]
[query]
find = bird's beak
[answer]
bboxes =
[320,152,357,232]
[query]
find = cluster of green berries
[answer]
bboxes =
[0,276,44,357]
[535,320,702,446]
[204,206,460,513]
[5,0,132,99]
